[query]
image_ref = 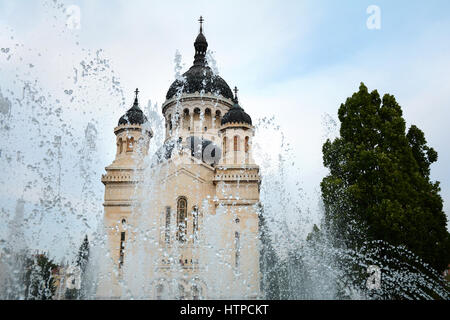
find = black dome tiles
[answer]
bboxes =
[118,91,148,126]
[221,101,252,126]
[166,66,234,101]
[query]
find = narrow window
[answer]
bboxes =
[192,285,200,300]
[165,207,171,244]
[223,137,227,155]
[156,284,164,300]
[245,136,250,164]
[126,137,134,152]
[119,231,126,268]
[192,206,199,243]
[178,284,185,300]
[235,231,240,268]
[118,138,123,154]
[234,136,239,163]
[177,198,187,243]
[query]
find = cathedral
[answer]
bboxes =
[96,18,261,299]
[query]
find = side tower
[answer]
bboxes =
[215,90,261,298]
[97,89,152,298]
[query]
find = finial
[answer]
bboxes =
[234,86,239,102]
[199,16,204,33]
[133,88,139,106]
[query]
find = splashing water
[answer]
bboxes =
[0,1,448,300]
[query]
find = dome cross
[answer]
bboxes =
[199,16,204,33]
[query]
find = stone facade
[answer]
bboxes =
[96,23,261,299]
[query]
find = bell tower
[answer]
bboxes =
[97,89,152,298]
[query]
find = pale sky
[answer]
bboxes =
[0,0,449,260]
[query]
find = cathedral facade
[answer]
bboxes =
[96,19,261,299]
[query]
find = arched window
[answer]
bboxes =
[234,136,239,151]
[192,206,199,243]
[156,284,164,300]
[178,284,186,300]
[204,108,212,130]
[126,137,134,152]
[119,231,126,268]
[177,197,187,243]
[223,137,227,155]
[245,136,250,164]
[235,231,240,268]
[165,207,171,244]
[183,109,190,130]
[118,138,123,154]
[215,110,221,128]
[192,285,201,300]
[234,136,239,163]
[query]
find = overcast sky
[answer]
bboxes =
[1,0,449,259]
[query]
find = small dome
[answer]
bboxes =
[221,100,252,126]
[118,89,148,126]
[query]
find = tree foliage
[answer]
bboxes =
[24,253,57,300]
[321,83,450,272]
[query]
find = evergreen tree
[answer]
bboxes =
[25,253,57,300]
[76,235,89,273]
[321,83,450,272]
[66,235,90,300]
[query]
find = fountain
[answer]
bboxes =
[0,1,448,301]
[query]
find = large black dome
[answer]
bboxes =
[165,22,234,101]
[221,100,252,126]
[166,66,234,100]
[118,89,148,126]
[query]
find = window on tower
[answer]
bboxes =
[126,137,134,152]
[235,231,240,268]
[165,206,171,244]
[177,197,187,243]
[223,137,227,155]
[118,138,123,154]
[192,206,199,243]
[234,136,239,151]
[119,231,126,268]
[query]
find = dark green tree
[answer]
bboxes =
[76,235,90,273]
[321,83,450,272]
[66,235,90,300]
[25,253,58,300]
